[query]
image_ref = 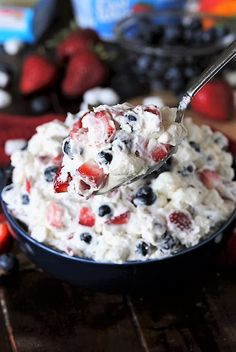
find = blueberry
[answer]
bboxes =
[98,151,113,164]
[161,233,177,251]
[152,59,167,77]
[201,28,217,44]
[44,166,58,182]
[148,26,164,45]
[136,55,152,72]
[151,157,172,178]
[179,165,194,177]
[163,25,183,45]
[30,96,51,114]
[165,66,182,82]
[0,254,18,275]
[113,131,132,151]
[183,17,202,31]
[184,66,199,79]
[21,194,30,205]
[126,114,137,122]
[183,29,194,45]
[133,186,157,206]
[189,141,201,152]
[136,241,149,256]
[98,205,112,217]
[63,138,73,159]
[80,232,92,244]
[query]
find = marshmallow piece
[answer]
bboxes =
[83,87,101,105]
[3,39,24,55]
[143,96,164,107]
[98,88,119,105]
[5,139,27,156]
[0,89,11,108]
[0,71,9,88]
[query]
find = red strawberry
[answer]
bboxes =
[47,203,64,228]
[25,178,31,194]
[20,54,57,95]
[132,3,153,13]
[198,169,221,189]
[54,166,72,193]
[78,161,106,189]
[94,110,116,141]
[191,80,234,121]
[106,211,130,225]
[62,51,108,97]
[79,207,95,227]
[168,211,192,231]
[52,154,63,166]
[0,222,11,254]
[151,144,171,162]
[57,28,100,60]
[144,106,160,115]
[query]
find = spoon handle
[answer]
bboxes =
[176,41,236,122]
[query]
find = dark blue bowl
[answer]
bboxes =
[2,198,236,293]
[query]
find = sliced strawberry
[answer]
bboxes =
[25,178,31,194]
[94,110,115,141]
[151,144,171,162]
[0,222,11,254]
[52,154,63,166]
[144,106,160,116]
[106,211,130,225]
[78,207,95,227]
[168,211,192,231]
[198,169,221,190]
[53,166,72,193]
[47,203,64,229]
[70,117,88,141]
[78,161,106,189]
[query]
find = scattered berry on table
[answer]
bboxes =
[0,253,18,276]
[0,89,11,108]
[0,222,11,254]
[30,96,51,114]
[20,54,57,95]
[5,139,27,156]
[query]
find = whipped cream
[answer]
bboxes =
[54,103,186,197]
[2,116,236,263]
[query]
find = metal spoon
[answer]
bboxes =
[96,41,236,195]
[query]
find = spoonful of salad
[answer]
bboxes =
[54,42,236,197]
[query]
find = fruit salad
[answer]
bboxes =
[54,103,186,197]
[2,113,236,263]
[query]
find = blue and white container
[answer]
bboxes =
[71,0,186,41]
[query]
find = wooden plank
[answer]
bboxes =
[0,289,12,352]
[3,271,144,352]
[128,271,236,352]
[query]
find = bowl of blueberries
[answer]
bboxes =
[115,11,236,95]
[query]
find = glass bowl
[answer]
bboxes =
[115,11,236,95]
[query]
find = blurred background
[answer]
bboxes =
[0,0,234,119]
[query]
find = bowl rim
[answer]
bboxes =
[2,197,236,267]
[115,10,236,57]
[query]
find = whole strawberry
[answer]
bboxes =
[191,80,234,121]
[57,28,100,61]
[20,54,57,95]
[62,51,108,97]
